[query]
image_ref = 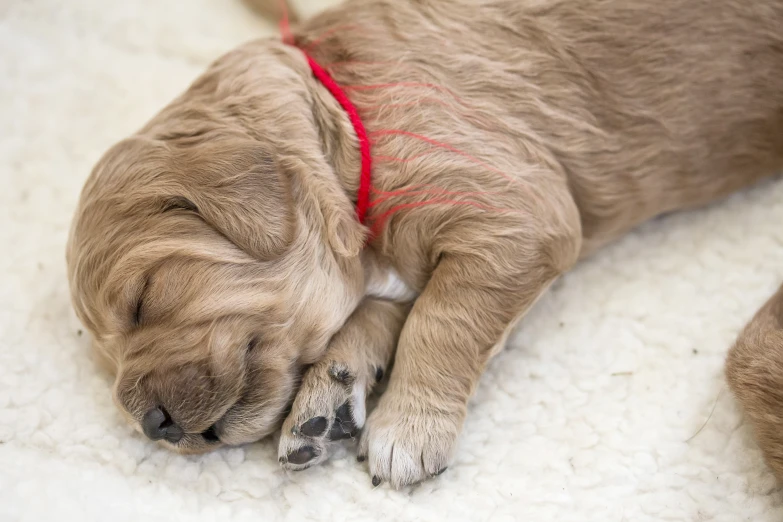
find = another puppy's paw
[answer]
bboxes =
[358,386,463,488]
[278,359,385,470]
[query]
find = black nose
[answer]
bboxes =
[141,406,184,443]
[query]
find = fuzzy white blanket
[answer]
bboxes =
[2,1,783,520]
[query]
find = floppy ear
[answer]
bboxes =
[325,204,366,258]
[173,140,297,260]
[275,154,366,259]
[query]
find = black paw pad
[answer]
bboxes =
[434,467,448,476]
[299,416,328,438]
[328,365,354,386]
[327,401,358,440]
[374,367,384,382]
[372,475,382,487]
[286,445,319,465]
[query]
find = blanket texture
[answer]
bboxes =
[2,0,783,520]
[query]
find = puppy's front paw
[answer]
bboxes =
[278,359,384,470]
[358,387,463,488]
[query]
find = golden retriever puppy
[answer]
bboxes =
[67,0,783,487]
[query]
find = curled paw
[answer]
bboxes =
[358,389,462,488]
[278,360,384,470]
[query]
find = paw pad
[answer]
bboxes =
[328,364,354,385]
[299,416,328,438]
[328,401,358,440]
[286,445,319,465]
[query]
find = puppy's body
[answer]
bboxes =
[67,0,783,487]
[300,0,782,259]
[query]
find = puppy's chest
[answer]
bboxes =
[365,265,418,303]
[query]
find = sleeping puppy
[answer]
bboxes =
[66,0,783,488]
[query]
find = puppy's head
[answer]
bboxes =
[66,39,366,452]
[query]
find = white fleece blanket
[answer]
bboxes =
[2,1,783,520]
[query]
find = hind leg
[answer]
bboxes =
[726,283,783,480]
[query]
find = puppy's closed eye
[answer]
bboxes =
[133,298,143,327]
[162,196,199,214]
[246,336,260,354]
[133,279,149,328]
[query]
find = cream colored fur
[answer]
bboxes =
[67,0,783,487]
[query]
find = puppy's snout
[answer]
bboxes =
[141,406,184,443]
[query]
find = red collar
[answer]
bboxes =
[279,6,372,226]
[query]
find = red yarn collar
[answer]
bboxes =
[279,7,372,226]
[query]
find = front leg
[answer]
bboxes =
[360,210,581,487]
[278,297,410,469]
